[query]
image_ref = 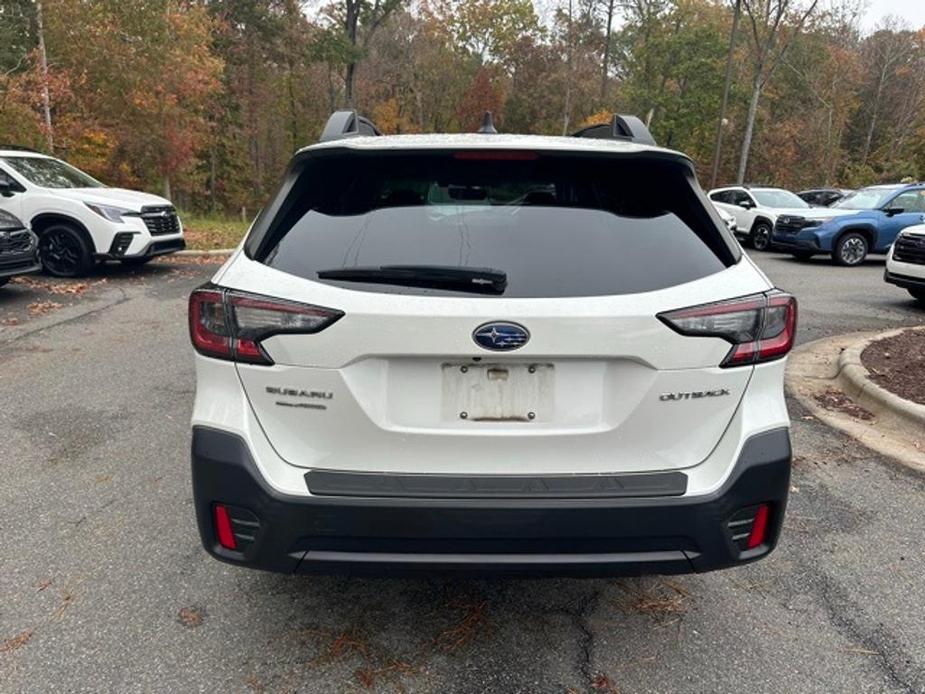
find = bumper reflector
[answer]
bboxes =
[214,504,237,550]
[747,503,770,549]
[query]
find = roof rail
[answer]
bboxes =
[319,110,382,143]
[571,114,656,146]
[0,144,42,153]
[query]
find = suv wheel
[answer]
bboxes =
[39,224,94,277]
[833,232,868,266]
[750,221,772,251]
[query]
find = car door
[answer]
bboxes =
[709,190,737,218]
[879,189,925,250]
[727,189,758,230]
[0,167,25,220]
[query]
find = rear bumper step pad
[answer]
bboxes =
[305,469,687,499]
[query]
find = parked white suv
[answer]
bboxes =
[0,147,185,276]
[708,185,833,251]
[189,112,796,576]
[885,224,925,303]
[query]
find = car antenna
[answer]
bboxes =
[477,111,498,134]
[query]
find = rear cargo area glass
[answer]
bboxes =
[256,152,729,298]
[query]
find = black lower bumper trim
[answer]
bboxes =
[97,237,186,261]
[191,426,791,576]
[771,237,820,252]
[0,259,41,278]
[885,270,925,290]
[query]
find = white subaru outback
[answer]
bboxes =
[189,112,797,576]
[0,147,185,277]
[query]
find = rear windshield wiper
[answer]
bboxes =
[316,265,507,294]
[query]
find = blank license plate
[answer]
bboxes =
[442,363,554,422]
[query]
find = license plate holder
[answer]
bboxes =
[442,363,554,422]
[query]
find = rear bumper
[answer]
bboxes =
[191,426,792,576]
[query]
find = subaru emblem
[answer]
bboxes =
[472,322,530,351]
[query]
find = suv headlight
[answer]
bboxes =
[803,217,834,228]
[85,202,135,222]
[0,208,25,231]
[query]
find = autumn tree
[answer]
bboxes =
[735,0,820,183]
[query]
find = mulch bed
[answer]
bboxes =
[861,329,925,406]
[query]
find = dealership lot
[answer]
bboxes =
[1,253,924,693]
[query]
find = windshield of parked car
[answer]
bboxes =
[251,151,737,298]
[833,187,902,210]
[2,156,103,189]
[751,189,809,208]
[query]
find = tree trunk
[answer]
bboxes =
[209,144,216,214]
[345,62,357,108]
[287,56,298,151]
[35,0,54,152]
[561,0,573,135]
[344,0,359,108]
[736,71,762,184]
[711,0,741,188]
[861,64,888,164]
[600,0,615,102]
[163,174,172,201]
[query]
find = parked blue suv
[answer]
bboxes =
[771,183,925,265]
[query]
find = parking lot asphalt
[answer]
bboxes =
[1,252,924,693]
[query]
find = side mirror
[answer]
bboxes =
[738,200,755,210]
[883,206,904,217]
[0,180,14,198]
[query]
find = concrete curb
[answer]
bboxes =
[836,326,925,431]
[175,248,234,256]
[785,332,925,473]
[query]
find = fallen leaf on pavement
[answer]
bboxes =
[27,300,64,316]
[178,606,204,627]
[0,631,33,653]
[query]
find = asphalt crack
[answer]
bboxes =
[0,290,129,346]
[570,587,602,687]
[816,573,922,692]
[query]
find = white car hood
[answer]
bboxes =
[51,187,172,211]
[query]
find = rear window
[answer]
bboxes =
[251,151,735,298]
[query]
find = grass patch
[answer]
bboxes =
[180,213,250,251]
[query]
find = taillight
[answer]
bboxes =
[189,286,343,365]
[658,291,797,368]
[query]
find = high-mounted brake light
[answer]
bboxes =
[189,286,343,365]
[453,151,539,161]
[658,291,797,368]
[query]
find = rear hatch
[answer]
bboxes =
[221,144,769,475]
